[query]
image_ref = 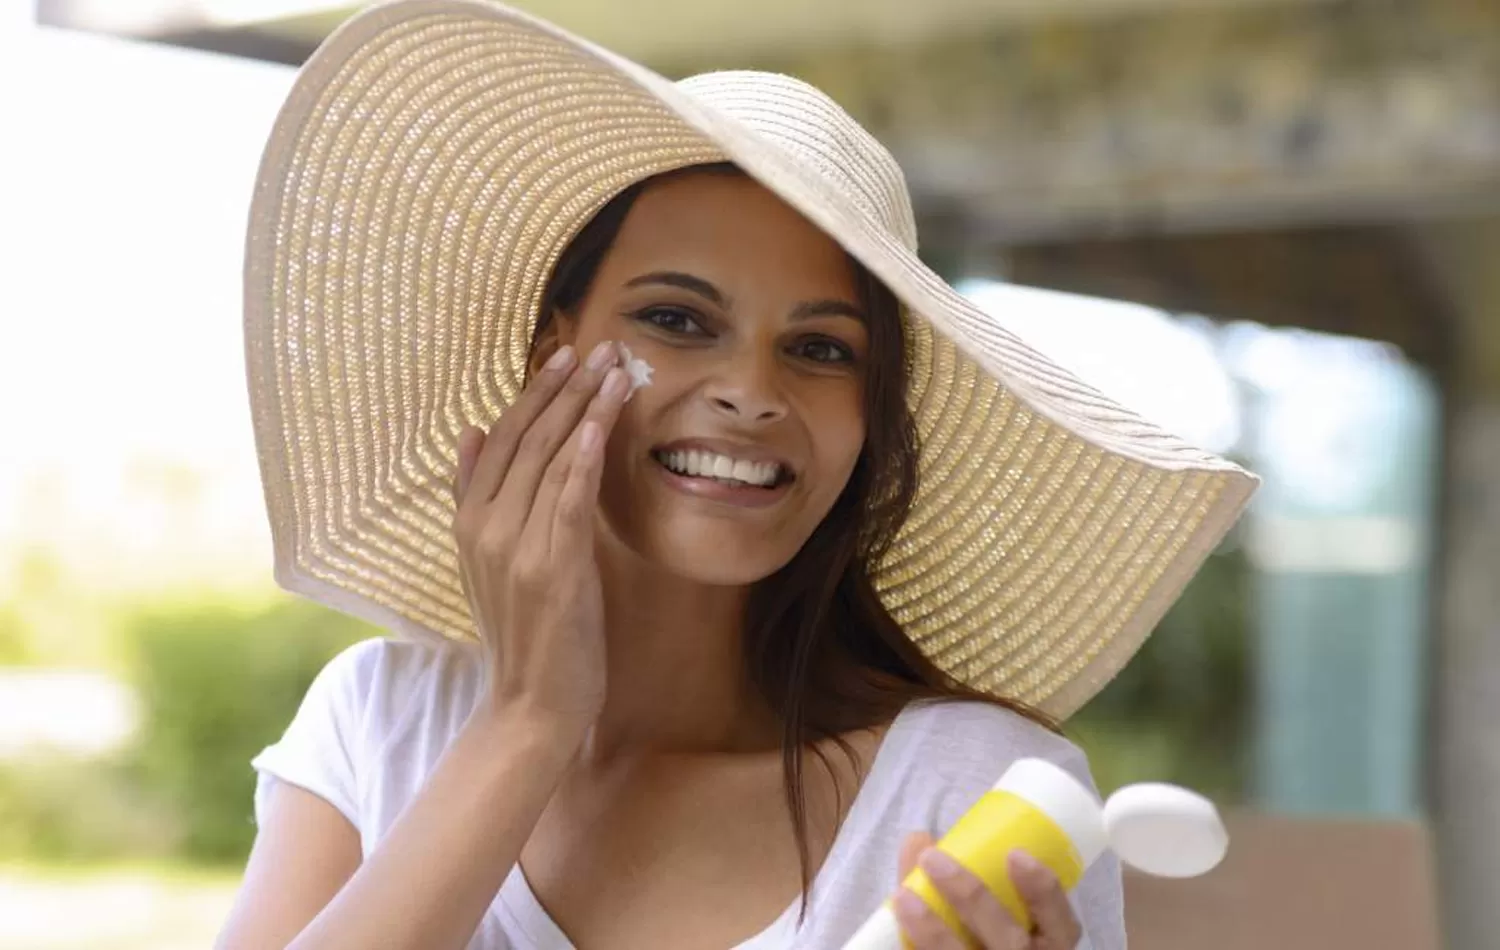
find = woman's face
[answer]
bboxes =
[549,172,868,585]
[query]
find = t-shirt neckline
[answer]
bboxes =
[493,702,920,949]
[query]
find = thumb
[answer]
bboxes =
[899,831,937,881]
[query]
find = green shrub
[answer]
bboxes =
[0,606,33,665]
[122,597,374,864]
[1070,538,1252,800]
[0,753,177,863]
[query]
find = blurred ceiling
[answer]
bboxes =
[35,0,1327,66]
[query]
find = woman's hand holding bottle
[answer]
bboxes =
[891,832,1083,950]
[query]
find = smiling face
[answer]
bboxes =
[538,171,870,585]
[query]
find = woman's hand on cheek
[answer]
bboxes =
[452,340,631,743]
[891,832,1083,950]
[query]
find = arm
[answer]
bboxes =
[217,704,577,950]
[220,340,632,950]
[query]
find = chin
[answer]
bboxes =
[632,521,798,587]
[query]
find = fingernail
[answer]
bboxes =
[601,367,629,399]
[586,340,617,371]
[920,848,963,881]
[545,345,575,372]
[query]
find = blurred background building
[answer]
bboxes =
[3,0,1497,947]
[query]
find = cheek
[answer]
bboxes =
[808,387,866,487]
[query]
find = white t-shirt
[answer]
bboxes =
[251,637,1126,949]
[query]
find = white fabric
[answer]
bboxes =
[251,637,1127,949]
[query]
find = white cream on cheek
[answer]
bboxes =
[617,342,654,401]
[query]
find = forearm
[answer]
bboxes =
[287,706,576,950]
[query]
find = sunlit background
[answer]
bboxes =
[3,1,1498,948]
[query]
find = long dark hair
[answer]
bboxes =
[532,163,1056,910]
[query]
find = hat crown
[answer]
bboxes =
[677,71,919,253]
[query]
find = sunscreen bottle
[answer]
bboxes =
[843,758,1228,950]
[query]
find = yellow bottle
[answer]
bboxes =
[843,758,1228,950]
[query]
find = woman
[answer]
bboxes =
[221,4,1256,949]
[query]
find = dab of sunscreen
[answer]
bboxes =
[617,343,654,401]
[842,758,1228,950]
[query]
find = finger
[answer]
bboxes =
[1009,851,1081,949]
[462,343,578,508]
[919,848,1030,950]
[548,421,604,558]
[541,367,630,557]
[899,832,936,881]
[453,425,486,505]
[891,888,967,950]
[491,340,618,521]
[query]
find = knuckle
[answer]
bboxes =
[566,367,598,393]
[942,870,986,905]
[555,494,584,525]
[487,413,520,446]
[475,528,511,562]
[515,424,556,463]
[512,427,541,460]
[545,458,571,485]
[512,555,548,589]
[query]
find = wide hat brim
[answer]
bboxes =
[245,0,1258,719]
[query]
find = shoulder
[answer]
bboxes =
[321,634,484,696]
[251,635,487,842]
[310,635,487,749]
[899,698,1091,787]
[867,698,1099,836]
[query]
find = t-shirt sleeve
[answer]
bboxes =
[250,637,385,831]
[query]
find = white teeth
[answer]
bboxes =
[658,449,781,487]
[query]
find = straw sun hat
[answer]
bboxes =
[244,0,1258,718]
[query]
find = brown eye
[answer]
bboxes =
[794,337,854,364]
[634,306,709,336]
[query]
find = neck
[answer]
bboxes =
[582,528,781,762]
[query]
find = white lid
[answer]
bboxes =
[994,758,1108,867]
[842,904,902,950]
[1101,782,1228,878]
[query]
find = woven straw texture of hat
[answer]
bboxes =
[244,0,1258,719]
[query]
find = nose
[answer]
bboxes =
[703,350,789,425]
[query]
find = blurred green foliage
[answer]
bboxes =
[0,755,172,862]
[0,606,34,665]
[123,599,372,862]
[1071,535,1252,801]
[0,596,371,865]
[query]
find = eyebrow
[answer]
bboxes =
[623,270,865,324]
[789,298,866,324]
[625,271,727,307]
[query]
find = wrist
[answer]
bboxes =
[469,694,589,764]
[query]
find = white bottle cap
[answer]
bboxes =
[1101,782,1228,878]
[994,758,1109,868]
